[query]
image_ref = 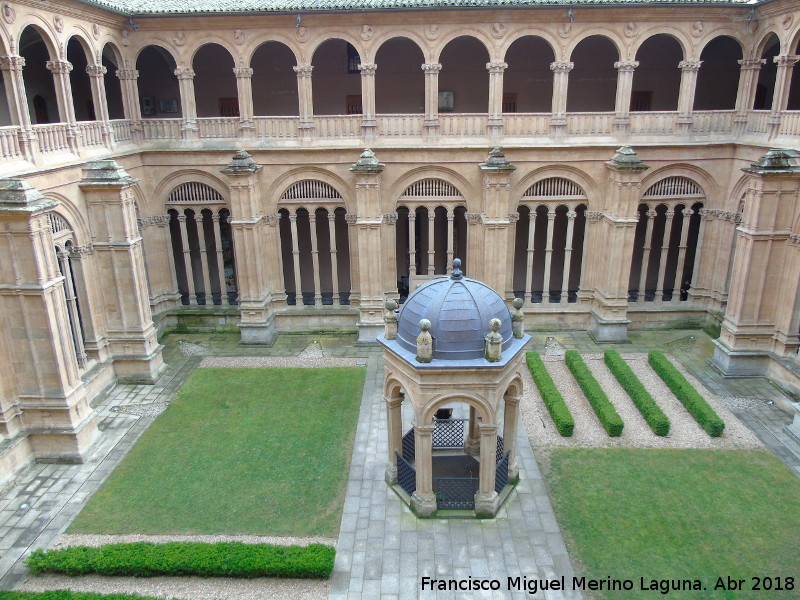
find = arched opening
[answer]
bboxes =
[567,36,618,112]
[102,44,125,120]
[375,37,425,114]
[694,36,742,110]
[789,39,800,110]
[193,44,238,117]
[503,36,555,112]
[311,39,362,116]
[754,34,780,110]
[19,27,58,124]
[136,46,181,118]
[66,37,94,121]
[439,36,490,113]
[632,34,683,111]
[251,41,298,116]
[0,39,13,126]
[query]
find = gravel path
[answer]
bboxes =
[199,356,363,368]
[520,352,763,449]
[52,533,336,549]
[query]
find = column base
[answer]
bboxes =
[508,461,519,483]
[356,322,383,345]
[239,319,278,345]
[463,436,480,456]
[709,338,769,377]
[587,312,630,343]
[385,462,398,486]
[114,346,166,384]
[785,403,800,443]
[474,491,500,518]
[411,491,437,518]
[28,415,99,464]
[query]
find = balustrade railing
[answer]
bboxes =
[141,118,182,141]
[744,110,771,135]
[314,115,362,138]
[0,126,22,160]
[567,112,615,136]
[503,113,550,136]
[254,116,300,139]
[110,119,132,142]
[376,114,424,137]
[197,117,239,139]
[691,110,735,134]
[629,111,678,135]
[33,123,70,153]
[778,111,800,137]
[77,121,106,148]
[439,113,487,137]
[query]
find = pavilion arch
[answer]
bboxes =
[500,29,559,62]
[432,30,494,63]
[420,392,493,425]
[384,377,405,400]
[629,28,689,61]
[245,36,301,67]
[503,376,524,400]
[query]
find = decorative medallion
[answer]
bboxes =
[782,14,793,30]
[92,23,100,40]
[2,2,16,25]
[425,24,439,41]
[691,21,704,37]
[233,29,246,44]
[54,15,64,33]
[173,31,186,46]
[295,26,308,42]
[624,22,637,38]
[121,29,130,46]
[558,23,572,39]
[360,24,373,41]
[490,23,506,39]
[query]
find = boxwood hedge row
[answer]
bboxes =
[25,542,335,579]
[604,350,670,436]
[648,350,725,437]
[564,350,624,437]
[0,592,158,600]
[526,352,574,436]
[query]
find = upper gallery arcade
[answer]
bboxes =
[0,0,800,483]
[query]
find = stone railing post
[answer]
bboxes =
[174,66,198,139]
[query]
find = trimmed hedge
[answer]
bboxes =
[648,351,725,437]
[604,350,670,436]
[526,352,575,436]
[0,593,160,600]
[25,542,335,579]
[564,351,624,437]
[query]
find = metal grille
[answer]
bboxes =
[396,451,416,496]
[433,477,478,510]
[643,176,703,198]
[496,434,505,462]
[495,451,510,494]
[167,182,225,204]
[281,180,341,200]
[433,419,467,449]
[402,178,462,198]
[523,177,586,199]
[402,428,415,461]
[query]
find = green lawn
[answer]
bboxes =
[69,367,365,536]
[547,448,800,600]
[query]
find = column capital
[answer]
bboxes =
[46,60,73,74]
[550,61,574,73]
[293,64,313,77]
[774,54,800,68]
[478,421,498,435]
[137,215,171,228]
[233,66,254,78]
[646,209,658,218]
[567,210,577,219]
[486,61,508,73]
[738,58,766,70]
[614,60,639,72]
[67,243,94,258]
[177,214,188,223]
[414,423,435,435]
[681,207,694,217]
[358,63,377,75]
[547,211,557,221]
[174,66,195,80]
[116,68,139,80]
[345,213,358,225]
[86,64,107,78]
[382,212,398,224]
[421,62,442,73]
[587,210,603,222]
[507,212,519,223]
[385,395,403,409]
[665,209,675,219]
[678,60,702,71]
[0,55,25,71]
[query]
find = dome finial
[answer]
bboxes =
[451,258,463,280]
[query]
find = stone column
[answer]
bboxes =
[211,215,229,305]
[115,65,142,142]
[195,212,213,305]
[446,208,454,272]
[525,209,537,304]
[222,151,278,343]
[293,65,314,138]
[328,212,340,304]
[712,149,800,375]
[422,63,441,136]
[351,149,385,343]
[486,61,507,136]
[138,215,179,313]
[427,211,435,275]
[177,214,197,304]
[384,395,403,484]
[550,61,573,133]
[233,66,255,136]
[289,213,303,304]
[768,55,800,129]
[79,160,164,382]
[0,55,37,160]
[174,66,198,139]
[67,244,104,357]
[474,421,500,518]
[0,179,98,461]
[359,63,377,136]
[561,210,577,302]
[408,211,417,277]
[677,60,702,129]
[675,208,694,300]
[588,147,648,341]
[479,147,515,291]
[46,59,79,152]
[637,210,656,301]
[542,210,556,302]
[734,58,765,128]
[613,60,638,131]
[57,250,88,368]
[411,422,436,517]
[86,64,112,146]
[502,394,520,482]
[309,212,322,306]
[654,209,675,301]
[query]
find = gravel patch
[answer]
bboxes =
[199,356,363,368]
[115,402,170,418]
[521,353,763,449]
[177,340,209,356]
[52,533,336,549]
[21,575,328,600]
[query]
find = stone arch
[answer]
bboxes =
[269,168,353,213]
[244,34,301,66]
[629,28,689,62]
[132,38,181,65]
[500,29,559,62]
[372,31,429,62]
[695,30,746,57]
[754,29,785,58]
[192,42,238,118]
[100,41,125,119]
[156,171,230,211]
[384,377,405,400]
[17,21,60,61]
[42,192,91,243]
[189,37,240,64]
[420,392,493,425]
[564,29,623,61]
[502,34,556,112]
[432,30,494,63]
[512,166,598,211]
[374,35,426,114]
[640,164,717,204]
[388,166,474,204]
[249,39,299,117]
[307,32,366,63]
[65,33,96,121]
[503,376,524,400]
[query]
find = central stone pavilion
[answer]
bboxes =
[378,260,530,517]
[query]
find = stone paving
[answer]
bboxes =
[0,330,798,598]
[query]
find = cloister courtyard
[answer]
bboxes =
[0,329,798,600]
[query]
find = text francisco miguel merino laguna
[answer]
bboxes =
[421,575,719,595]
